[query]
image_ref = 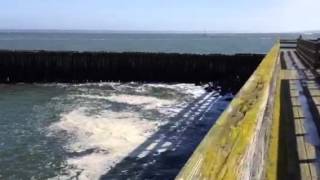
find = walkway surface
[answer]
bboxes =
[280,45,320,179]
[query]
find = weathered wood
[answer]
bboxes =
[176,43,280,180]
[296,39,320,68]
[0,50,263,92]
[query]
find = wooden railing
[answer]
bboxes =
[280,39,297,44]
[176,43,281,180]
[297,39,320,68]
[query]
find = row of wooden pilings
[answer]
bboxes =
[0,50,263,92]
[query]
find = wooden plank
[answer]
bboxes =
[293,108,314,179]
[308,87,319,91]
[294,102,317,179]
[296,128,307,160]
[309,89,320,96]
[304,138,317,180]
[307,81,319,91]
[312,96,320,105]
[291,51,306,69]
[298,108,305,119]
[305,71,314,79]
[290,85,297,90]
[293,107,301,119]
[295,130,315,179]
[290,90,299,97]
[289,80,297,85]
[305,141,316,161]
[266,63,282,180]
[296,136,311,178]
[294,119,305,135]
[305,80,316,84]
[309,163,318,179]
[300,164,311,180]
[293,107,304,119]
[281,70,298,80]
[291,97,301,106]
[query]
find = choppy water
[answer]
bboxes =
[0,83,210,179]
[1,32,318,179]
[0,31,319,54]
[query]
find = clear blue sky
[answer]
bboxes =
[1,0,319,32]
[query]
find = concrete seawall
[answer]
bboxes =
[0,50,263,91]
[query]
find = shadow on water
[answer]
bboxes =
[101,91,231,180]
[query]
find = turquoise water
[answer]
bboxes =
[0,32,319,54]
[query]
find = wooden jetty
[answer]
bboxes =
[0,51,262,92]
[177,38,320,180]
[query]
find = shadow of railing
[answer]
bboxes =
[277,80,301,179]
[277,50,320,179]
[101,91,231,180]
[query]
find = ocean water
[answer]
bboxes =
[0,83,213,179]
[1,32,319,179]
[0,31,319,54]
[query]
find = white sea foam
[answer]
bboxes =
[39,83,206,99]
[146,83,206,98]
[74,94,181,117]
[47,83,207,179]
[49,108,158,180]
[105,94,176,110]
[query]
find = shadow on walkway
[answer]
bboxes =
[277,80,301,179]
[101,91,231,180]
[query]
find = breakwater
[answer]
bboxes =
[0,50,263,91]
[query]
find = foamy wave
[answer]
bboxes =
[146,83,206,98]
[74,94,178,113]
[105,94,176,110]
[46,83,206,179]
[48,108,157,180]
[39,82,120,88]
[39,83,205,99]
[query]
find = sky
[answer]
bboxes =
[1,0,320,33]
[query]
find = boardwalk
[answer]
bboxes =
[280,47,320,179]
[177,40,320,180]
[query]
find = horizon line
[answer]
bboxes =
[0,28,319,34]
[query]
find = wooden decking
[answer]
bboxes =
[177,41,320,180]
[279,48,320,179]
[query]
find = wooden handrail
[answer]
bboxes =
[297,39,320,68]
[176,43,280,180]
